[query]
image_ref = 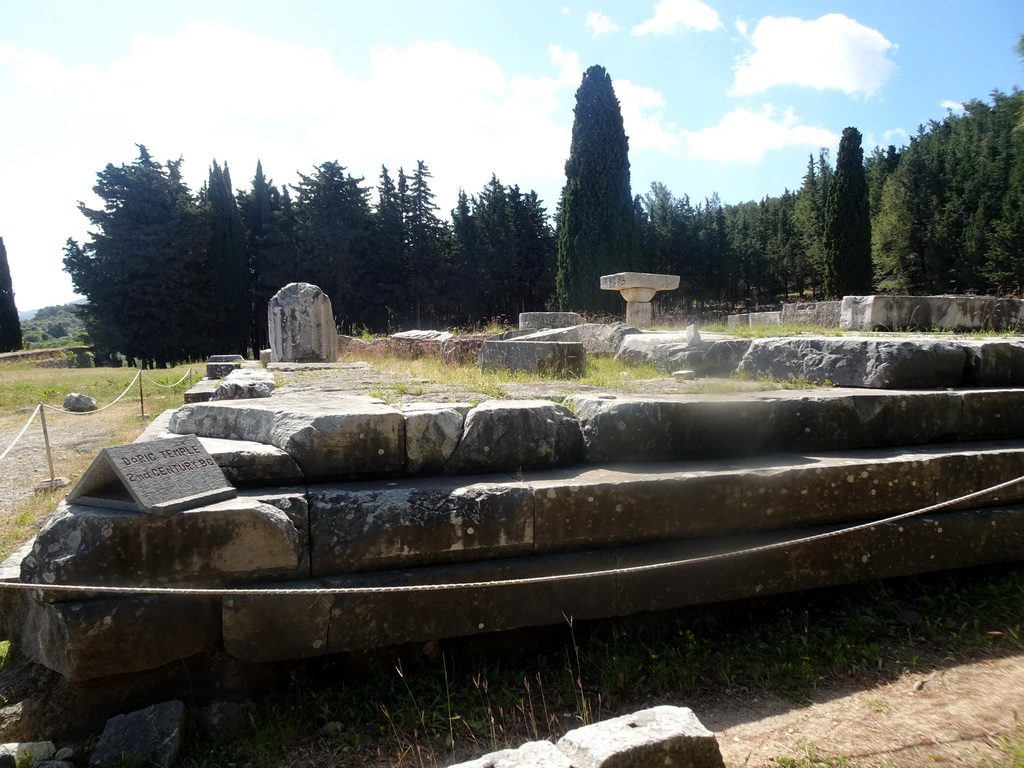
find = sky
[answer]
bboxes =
[1,1,1021,313]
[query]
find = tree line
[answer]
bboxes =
[1,67,1020,362]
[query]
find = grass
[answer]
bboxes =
[0,362,196,561]
[174,564,1024,768]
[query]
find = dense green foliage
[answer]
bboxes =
[556,65,637,313]
[823,127,872,298]
[60,81,1024,364]
[18,303,86,346]
[0,237,22,352]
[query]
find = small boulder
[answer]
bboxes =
[89,701,185,768]
[62,393,97,412]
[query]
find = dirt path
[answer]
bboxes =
[706,651,1024,766]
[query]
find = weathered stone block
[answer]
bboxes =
[268,282,338,363]
[308,478,534,575]
[168,393,405,480]
[557,706,725,768]
[199,437,303,486]
[223,580,334,662]
[21,497,308,591]
[211,369,275,400]
[16,594,218,681]
[89,700,185,768]
[440,336,489,366]
[961,340,1024,386]
[780,301,842,327]
[445,400,581,474]
[401,403,471,474]
[479,340,586,377]
[516,323,640,355]
[206,362,241,379]
[841,295,1023,331]
[519,311,582,330]
[531,467,743,552]
[568,394,776,462]
[959,389,1024,440]
[738,338,967,388]
[614,332,693,371]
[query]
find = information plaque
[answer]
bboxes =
[66,435,237,515]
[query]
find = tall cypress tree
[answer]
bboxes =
[207,161,250,355]
[823,127,872,297]
[0,236,23,352]
[556,65,637,313]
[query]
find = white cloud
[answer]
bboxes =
[586,11,620,37]
[731,14,896,97]
[883,128,909,143]
[939,99,965,112]
[0,24,583,309]
[614,79,679,152]
[682,105,838,162]
[633,0,722,36]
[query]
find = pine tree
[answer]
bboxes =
[64,146,213,367]
[0,237,23,352]
[823,127,872,297]
[556,65,637,313]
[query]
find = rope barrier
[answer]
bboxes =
[0,404,41,463]
[4,467,1023,598]
[141,369,194,388]
[40,371,142,415]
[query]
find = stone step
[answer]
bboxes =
[166,388,1024,481]
[222,503,1024,662]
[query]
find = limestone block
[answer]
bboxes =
[268,282,339,363]
[307,478,534,575]
[841,295,1023,331]
[746,310,782,326]
[168,392,405,480]
[780,301,842,327]
[519,311,583,330]
[516,323,641,355]
[614,332,693,371]
[738,338,967,388]
[769,390,964,451]
[199,437,303,486]
[89,700,185,768]
[322,549,617,654]
[699,339,752,376]
[62,393,97,412]
[0,742,56,765]
[531,467,743,552]
[401,403,472,474]
[959,389,1024,440]
[21,497,308,591]
[440,336,489,366]
[206,361,241,379]
[222,579,334,663]
[445,400,581,474]
[448,740,572,768]
[259,348,272,366]
[15,594,218,681]
[614,505,1024,616]
[599,272,680,295]
[479,340,585,377]
[929,441,1024,510]
[961,340,1024,386]
[391,330,453,341]
[568,394,776,462]
[727,314,750,327]
[240,487,310,574]
[557,706,725,768]
[211,369,275,400]
[337,335,372,357]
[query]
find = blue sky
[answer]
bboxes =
[1,0,1021,311]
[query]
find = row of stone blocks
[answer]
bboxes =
[7,428,1024,679]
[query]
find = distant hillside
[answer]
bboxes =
[18,301,88,345]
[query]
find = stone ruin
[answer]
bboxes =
[4,285,1024,741]
[268,282,338,363]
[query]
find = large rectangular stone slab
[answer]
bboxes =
[168,392,405,481]
[479,340,585,377]
[222,550,617,662]
[21,497,308,593]
[841,295,1022,331]
[15,593,218,681]
[308,478,534,576]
